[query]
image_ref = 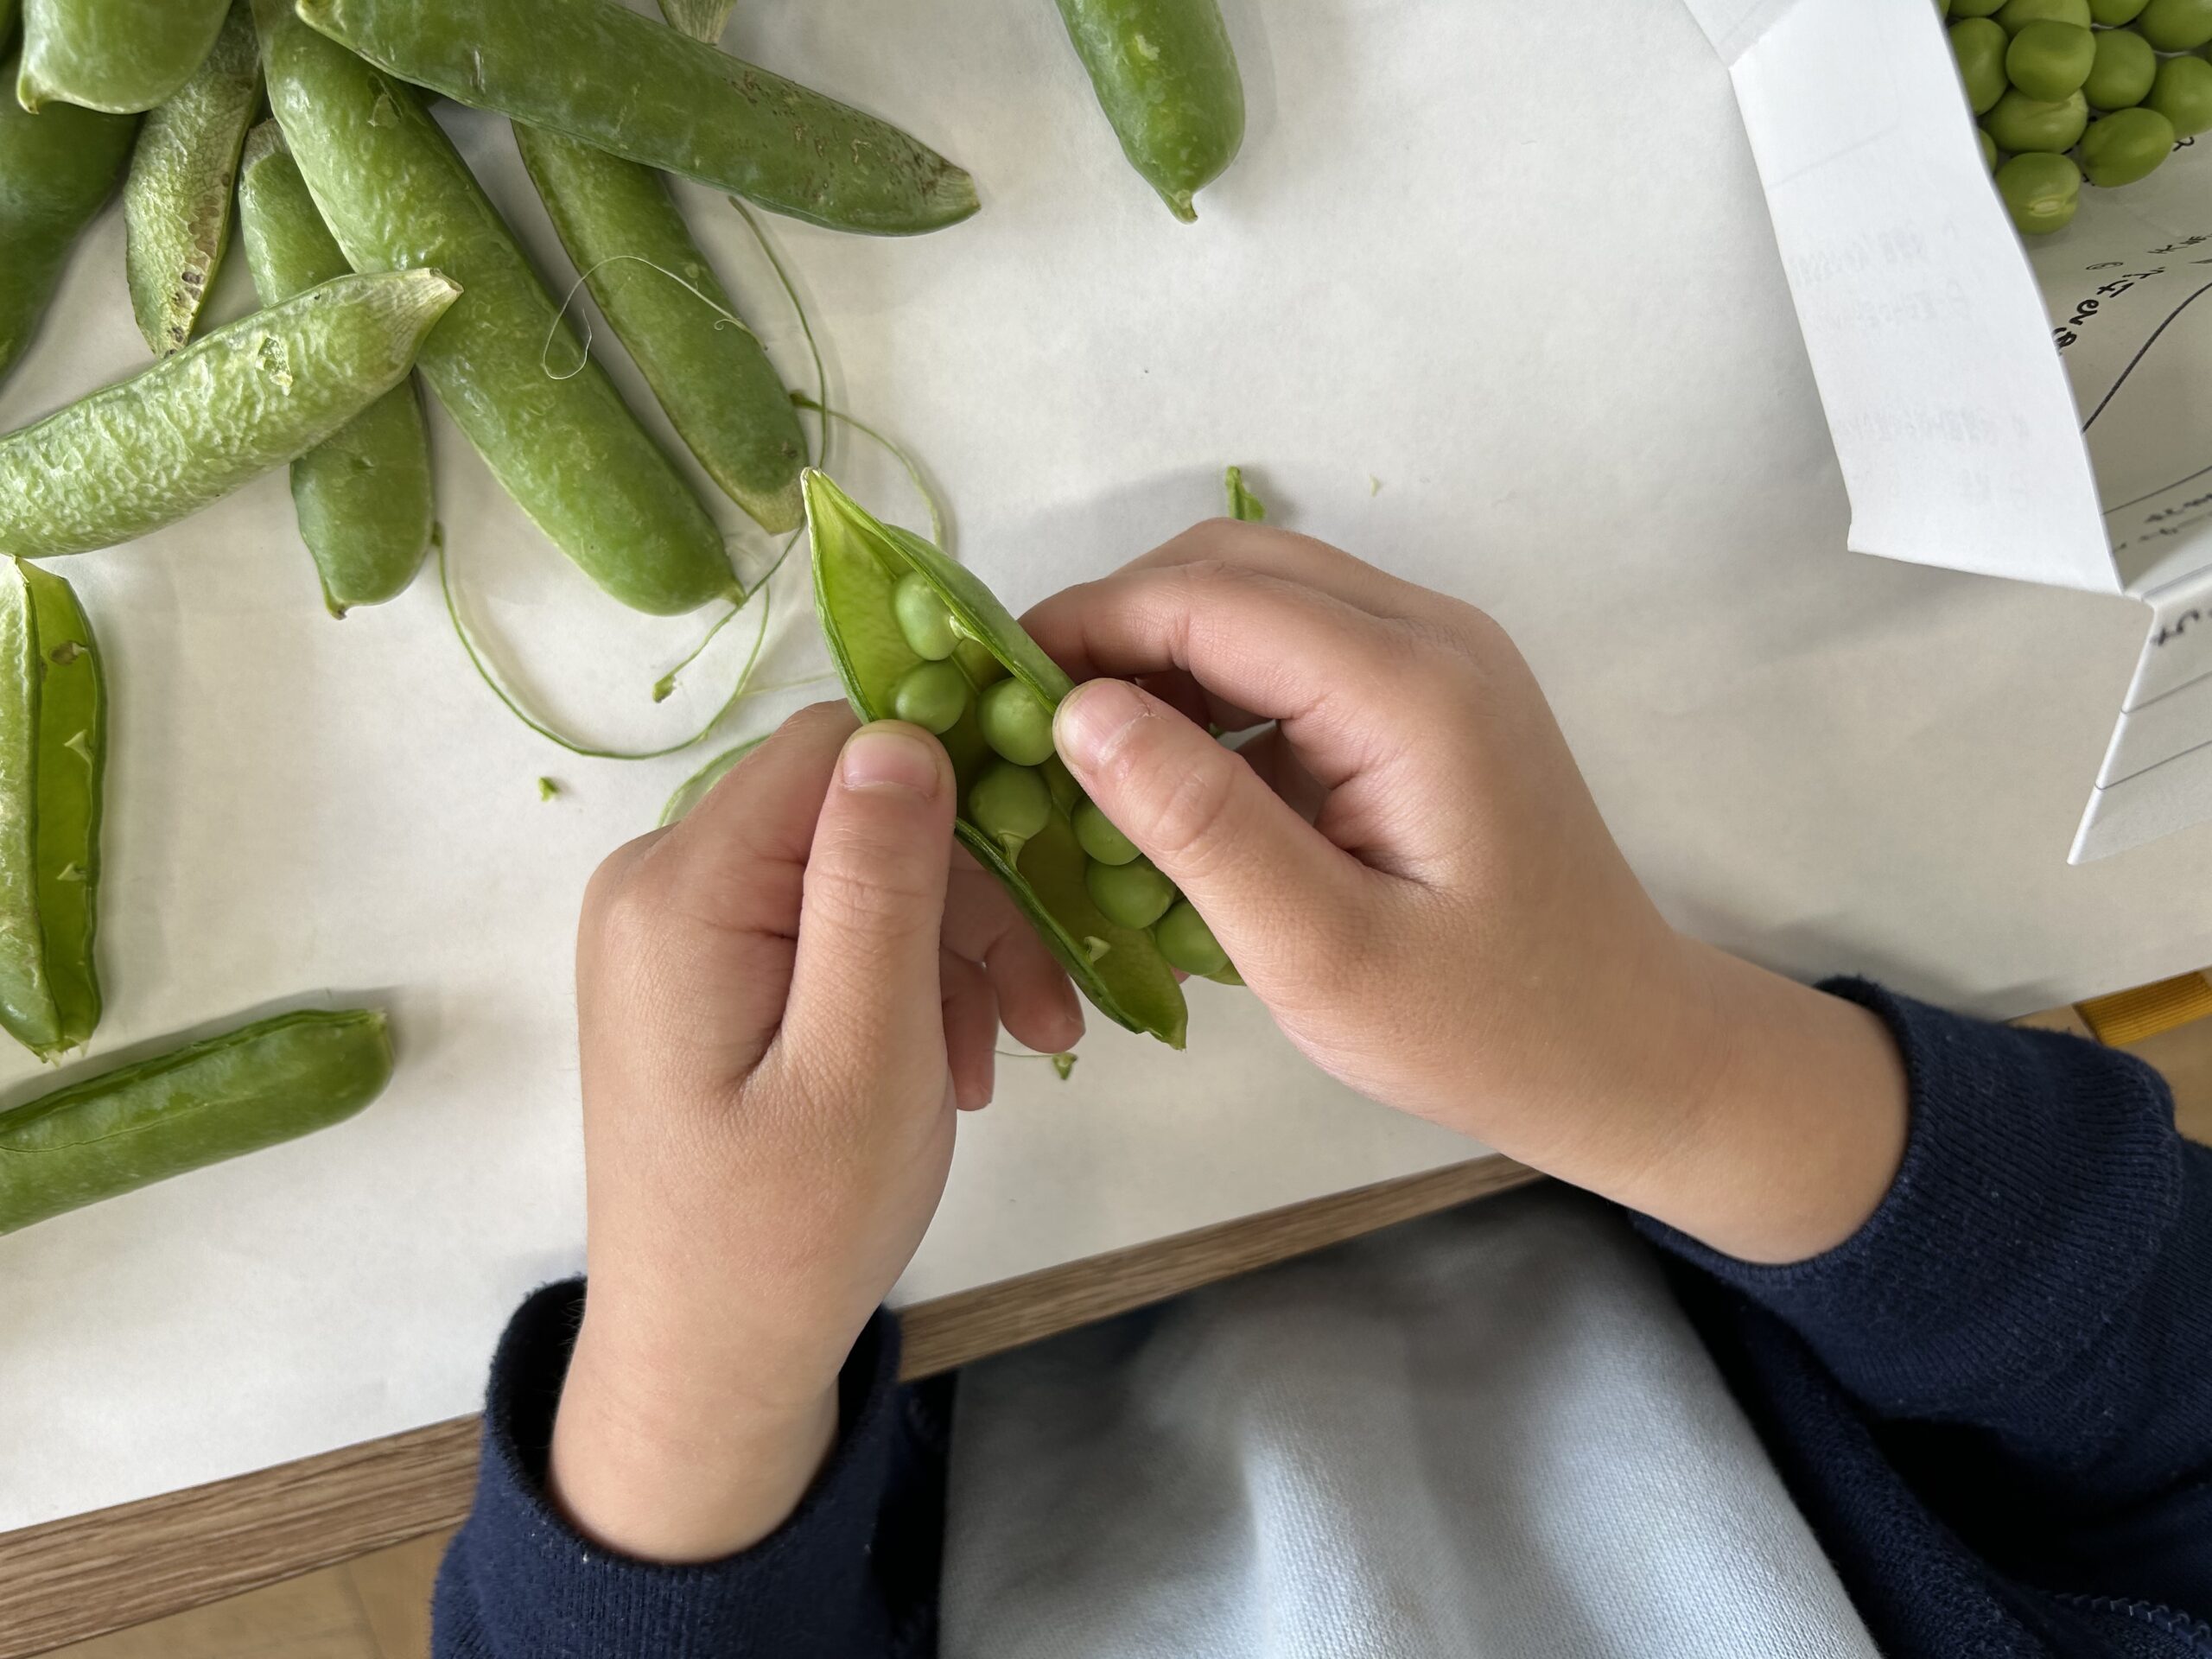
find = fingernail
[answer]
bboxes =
[1054,680,1146,772]
[841,726,941,796]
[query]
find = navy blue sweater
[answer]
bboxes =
[433,983,2212,1656]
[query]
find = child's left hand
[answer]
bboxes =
[546,702,1082,1564]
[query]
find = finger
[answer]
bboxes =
[1027,563,1421,792]
[940,949,996,1112]
[1229,725,1327,823]
[1054,677,1365,988]
[779,721,959,1085]
[1081,518,1436,624]
[944,858,1084,1053]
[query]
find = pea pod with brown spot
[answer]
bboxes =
[805,469,1190,1048]
[0,1007,394,1236]
[0,559,104,1062]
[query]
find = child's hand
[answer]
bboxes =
[547,703,1082,1563]
[1027,523,1907,1267]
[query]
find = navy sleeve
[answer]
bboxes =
[1643,980,2212,1616]
[431,1279,947,1659]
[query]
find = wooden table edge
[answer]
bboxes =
[0,1153,1536,1657]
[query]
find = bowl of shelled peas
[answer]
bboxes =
[1945,0,2212,234]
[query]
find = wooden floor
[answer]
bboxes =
[43,1016,2212,1659]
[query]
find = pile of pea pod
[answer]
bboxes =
[1943,0,2212,234]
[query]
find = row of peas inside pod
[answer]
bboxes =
[804,470,1235,1052]
[1945,0,2212,233]
[887,573,1232,979]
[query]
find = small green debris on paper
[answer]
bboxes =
[997,1046,1081,1082]
[1051,1052,1078,1081]
[1224,465,1266,523]
[1369,474,1383,496]
[537,777,561,801]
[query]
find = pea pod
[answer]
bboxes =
[514,124,805,537]
[256,0,736,616]
[0,560,103,1060]
[292,0,978,237]
[805,469,1190,1048]
[237,123,435,613]
[0,269,460,557]
[0,42,137,388]
[2,0,16,46]
[122,0,260,357]
[0,1007,392,1236]
[1053,0,1245,222]
[17,0,230,113]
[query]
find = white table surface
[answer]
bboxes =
[3,0,2206,1529]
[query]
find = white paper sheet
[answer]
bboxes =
[3,0,2209,1532]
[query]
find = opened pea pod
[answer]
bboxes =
[0,560,104,1062]
[806,471,1235,1050]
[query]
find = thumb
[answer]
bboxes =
[782,721,957,1074]
[1053,679,1355,981]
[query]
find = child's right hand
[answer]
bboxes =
[1027,523,1910,1266]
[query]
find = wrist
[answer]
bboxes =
[547,1315,841,1563]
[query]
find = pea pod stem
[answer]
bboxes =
[293,0,978,236]
[256,0,734,615]
[122,0,259,357]
[656,0,732,43]
[0,270,459,557]
[0,1008,393,1236]
[17,0,231,112]
[0,41,137,387]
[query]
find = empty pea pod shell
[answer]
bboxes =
[294,0,978,237]
[0,1007,393,1236]
[257,0,736,615]
[805,469,1188,1048]
[0,559,103,1061]
[1054,0,1246,222]
[514,124,806,537]
[17,0,231,113]
[236,123,435,613]
[0,41,137,389]
[0,269,459,557]
[121,0,259,358]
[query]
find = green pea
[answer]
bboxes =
[2083,25,2157,109]
[1086,856,1176,930]
[1955,0,2007,11]
[808,470,1189,1048]
[1983,86,2088,150]
[953,636,1009,689]
[893,571,959,661]
[1073,799,1140,866]
[0,270,459,557]
[2089,0,2149,18]
[0,41,137,388]
[1995,0,2090,29]
[17,0,230,113]
[294,0,976,236]
[969,762,1052,856]
[257,0,735,616]
[1980,124,1999,169]
[1997,150,2082,232]
[122,0,258,358]
[1951,18,2012,112]
[2081,104,2176,183]
[1154,900,1228,977]
[2136,0,2212,47]
[2146,53,2212,136]
[979,677,1058,766]
[2005,20,2094,99]
[0,561,104,1061]
[237,124,435,615]
[1041,753,1083,815]
[893,660,972,735]
[514,123,805,537]
[0,1008,394,1236]
[1053,0,1244,221]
